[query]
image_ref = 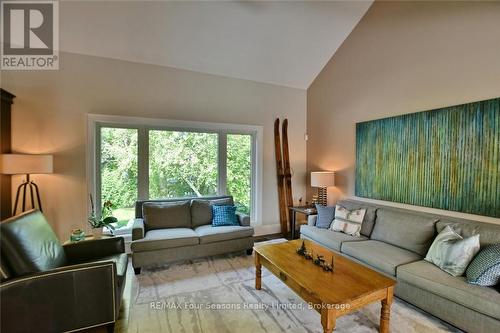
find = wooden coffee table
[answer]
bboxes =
[254,239,396,333]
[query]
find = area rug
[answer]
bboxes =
[121,251,461,333]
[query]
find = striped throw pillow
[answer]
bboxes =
[212,205,239,227]
[330,205,366,237]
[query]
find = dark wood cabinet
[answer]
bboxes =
[1,89,15,220]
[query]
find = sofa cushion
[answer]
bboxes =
[300,225,367,252]
[0,210,66,276]
[212,205,239,227]
[437,219,500,247]
[330,205,366,237]
[341,240,421,276]
[370,209,437,256]
[315,205,336,229]
[191,197,234,227]
[142,201,191,230]
[131,228,199,252]
[194,225,254,244]
[337,200,377,237]
[425,225,480,277]
[397,260,500,320]
[466,244,500,286]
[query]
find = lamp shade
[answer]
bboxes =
[0,154,53,175]
[311,171,335,188]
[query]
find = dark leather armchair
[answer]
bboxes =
[0,210,128,333]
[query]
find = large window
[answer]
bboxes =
[227,134,252,214]
[149,130,218,198]
[89,115,262,233]
[100,128,138,228]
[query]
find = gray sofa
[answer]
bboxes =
[131,195,254,274]
[301,199,500,333]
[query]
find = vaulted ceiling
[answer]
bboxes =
[60,1,373,89]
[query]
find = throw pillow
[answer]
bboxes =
[329,205,366,237]
[315,204,335,229]
[466,244,500,286]
[424,225,480,277]
[212,205,239,227]
[191,197,234,227]
[142,201,191,230]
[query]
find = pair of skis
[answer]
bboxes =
[274,118,293,238]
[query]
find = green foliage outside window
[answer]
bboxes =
[100,128,253,227]
[227,134,252,215]
[149,130,218,198]
[100,127,138,225]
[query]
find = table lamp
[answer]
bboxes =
[311,171,335,206]
[0,154,53,215]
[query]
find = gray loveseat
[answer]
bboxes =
[301,199,500,333]
[131,195,254,274]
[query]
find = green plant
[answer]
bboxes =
[88,195,117,231]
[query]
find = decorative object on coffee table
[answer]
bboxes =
[254,239,396,333]
[296,240,335,272]
[311,171,335,206]
[0,153,53,215]
[88,194,116,238]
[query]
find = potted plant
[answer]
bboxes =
[88,194,116,239]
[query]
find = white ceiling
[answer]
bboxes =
[60,1,372,89]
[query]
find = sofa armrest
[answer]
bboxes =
[132,218,145,240]
[0,261,117,332]
[236,212,251,226]
[63,237,125,264]
[307,215,317,226]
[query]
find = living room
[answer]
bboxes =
[0,1,499,333]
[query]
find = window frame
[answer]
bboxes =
[87,114,263,226]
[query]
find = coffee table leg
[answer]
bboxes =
[321,308,336,333]
[380,286,393,333]
[255,252,261,290]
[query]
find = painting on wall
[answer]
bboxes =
[355,97,500,218]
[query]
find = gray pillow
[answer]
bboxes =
[425,225,480,277]
[191,198,234,227]
[315,204,335,229]
[143,201,191,230]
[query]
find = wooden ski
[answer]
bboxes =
[274,118,288,237]
[282,119,294,236]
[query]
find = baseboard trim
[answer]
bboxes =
[253,223,282,236]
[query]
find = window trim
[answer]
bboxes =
[86,114,263,225]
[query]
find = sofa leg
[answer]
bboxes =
[246,248,253,255]
[106,323,115,333]
[134,267,141,275]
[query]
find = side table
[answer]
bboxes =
[63,234,114,245]
[288,206,317,239]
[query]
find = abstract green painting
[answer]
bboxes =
[356,98,500,217]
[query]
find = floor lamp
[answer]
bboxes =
[311,171,335,206]
[0,154,53,215]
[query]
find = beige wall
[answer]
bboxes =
[1,52,307,240]
[307,1,500,223]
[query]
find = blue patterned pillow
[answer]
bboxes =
[315,204,335,229]
[212,205,239,227]
[466,244,500,286]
